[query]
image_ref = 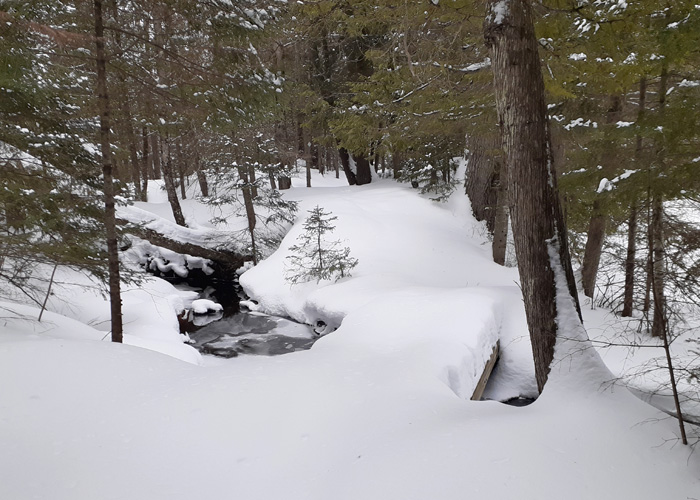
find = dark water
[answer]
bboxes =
[177,281,320,358]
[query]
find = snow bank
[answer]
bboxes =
[1,170,697,500]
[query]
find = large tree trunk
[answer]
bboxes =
[94,0,123,343]
[485,0,581,392]
[353,153,372,185]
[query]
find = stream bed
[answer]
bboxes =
[177,281,320,358]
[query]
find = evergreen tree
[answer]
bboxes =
[285,206,358,284]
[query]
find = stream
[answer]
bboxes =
[175,278,320,358]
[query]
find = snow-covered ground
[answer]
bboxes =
[0,168,698,499]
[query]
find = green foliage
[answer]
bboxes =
[285,206,358,284]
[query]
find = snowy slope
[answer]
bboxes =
[0,170,698,499]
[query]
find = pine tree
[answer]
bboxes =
[285,206,358,284]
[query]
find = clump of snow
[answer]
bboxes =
[490,0,510,25]
[191,299,224,315]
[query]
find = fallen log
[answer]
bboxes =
[117,217,252,274]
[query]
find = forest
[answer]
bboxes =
[1,1,700,498]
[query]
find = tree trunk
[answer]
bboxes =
[126,118,142,201]
[392,152,402,179]
[140,127,149,200]
[278,166,292,190]
[304,130,312,188]
[160,138,186,227]
[621,203,637,317]
[94,0,123,343]
[195,152,209,197]
[485,0,581,392]
[621,77,646,317]
[492,159,509,266]
[651,65,668,337]
[236,165,257,264]
[581,95,622,299]
[581,200,606,298]
[353,153,372,185]
[150,133,162,180]
[651,194,665,337]
[338,148,357,185]
[176,141,187,200]
[643,198,653,314]
[465,131,500,232]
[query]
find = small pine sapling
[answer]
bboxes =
[285,205,358,284]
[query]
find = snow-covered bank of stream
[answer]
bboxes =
[1,171,698,499]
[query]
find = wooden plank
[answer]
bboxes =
[470,340,500,401]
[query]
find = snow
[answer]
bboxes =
[191,298,224,314]
[0,168,698,499]
[491,0,509,25]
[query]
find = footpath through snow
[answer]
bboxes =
[0,171,698,500]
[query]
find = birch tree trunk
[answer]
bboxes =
[485,0,581,391]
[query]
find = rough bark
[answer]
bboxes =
[392,152,402,180]
[491,159,509,266]
[465,131,500,232]
[94,0,123,343]
[581,201,606,298]
[338,148,357,185]
[160,138,186,227]
[353,154,372,185]
[485,0,581,392]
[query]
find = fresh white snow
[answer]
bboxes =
[0,168,698,500]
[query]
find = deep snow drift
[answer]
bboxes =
[0,170,698,500]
